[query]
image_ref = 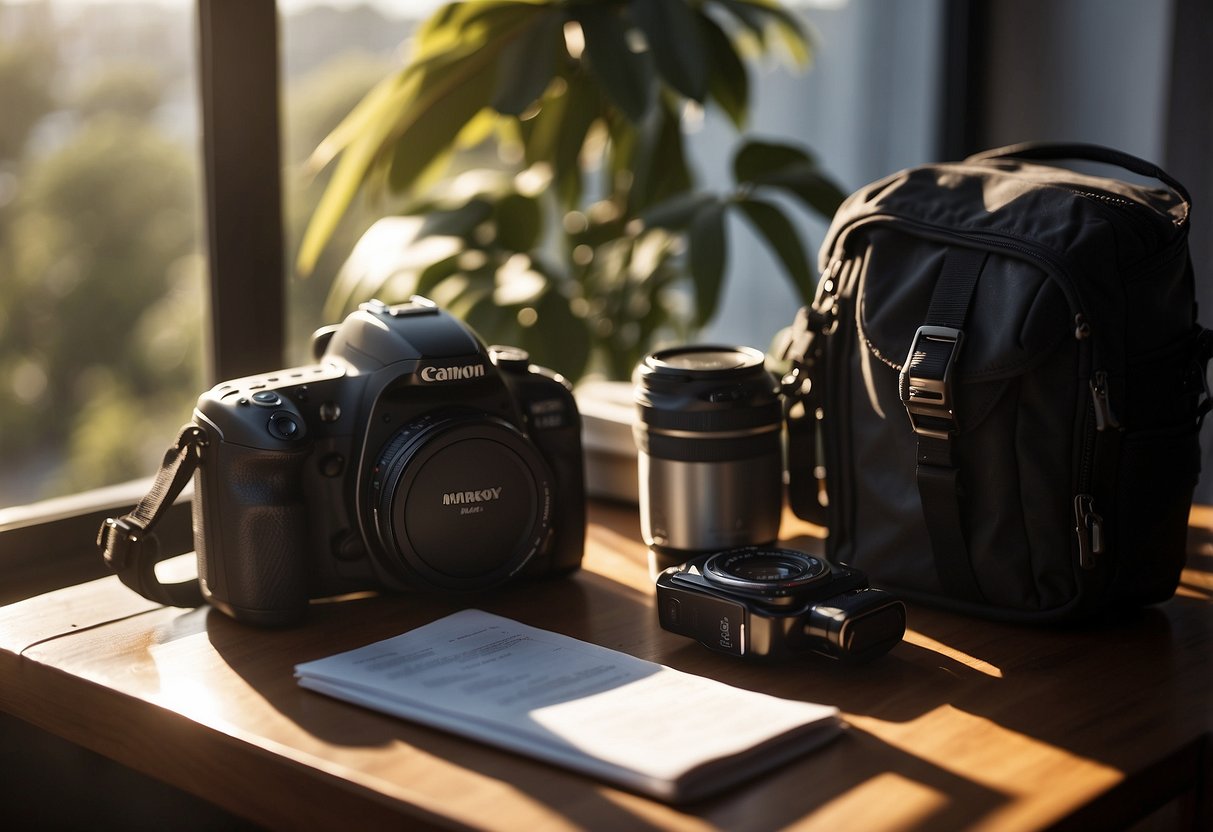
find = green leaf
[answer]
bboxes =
[761,163,847,220]
[629,0,708,101]
[733,139,814,183]
[629,98,692,212]
[492,9,564,115]
[688,199,727,325]
[305,70,410,176]
[522,286,592,380]
[493,192,543,251]
[736,196,814,302]
[417,197,496,239]
[717,0,811,66]
[322,201,494,319]
[742,0,811,65]
[299,120,398,277]
[298,3,540,274]
[640,190,715,231]
[699,10,749,129]
[520,76,568,164]
[733,140,846,220]
[385,57,502,194]
[715,0,768,44]
[298,70,425,275]
[522,69,601,211]
[605,112,638,186]
[414,252,464,297]
[576,5,654,122]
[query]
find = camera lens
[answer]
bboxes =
[704,547,828,594]
[633,345,782,555]
[370,412,553,590]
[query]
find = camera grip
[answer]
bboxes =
[536,422,587,573]
[194,440,312,625]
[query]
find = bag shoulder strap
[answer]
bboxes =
[96,424,206,608]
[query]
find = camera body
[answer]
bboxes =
[656,547,905,661]
[192,297,585,626]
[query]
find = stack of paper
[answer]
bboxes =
[295,609,842,803]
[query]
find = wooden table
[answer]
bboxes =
[1,502,1210,831]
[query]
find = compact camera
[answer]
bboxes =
[191,297,585,626]
[656,547,905,661]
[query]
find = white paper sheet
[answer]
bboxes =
[294,609,841,802]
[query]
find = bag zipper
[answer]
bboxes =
[1073,493,1104,569]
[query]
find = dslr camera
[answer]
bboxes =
[656,547,905,661]
[192,297,585,626]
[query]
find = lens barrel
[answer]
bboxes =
[634,345,783,555]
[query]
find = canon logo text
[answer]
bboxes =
[420,364,485,382]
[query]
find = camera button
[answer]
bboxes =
[319,453,344,477]
[251,390,282,407]
[489,345,530,372]
[267,412,303,441]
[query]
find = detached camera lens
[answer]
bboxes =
[634,345,782,556]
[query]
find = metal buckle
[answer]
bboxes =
[899,325,964,441]
[97,516,141,572]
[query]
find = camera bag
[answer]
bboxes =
[781,142,1211,621]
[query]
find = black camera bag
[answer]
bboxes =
[782,143,1212,621]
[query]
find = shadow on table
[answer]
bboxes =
[205,560,1011,831]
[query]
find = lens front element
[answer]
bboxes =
[704,548,828,594]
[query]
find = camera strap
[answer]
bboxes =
[96,424,206,608]
[779,304,830,526]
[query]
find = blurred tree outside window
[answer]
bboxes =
[0,0,203,507]
[0,0,416,508]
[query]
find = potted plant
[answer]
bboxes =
[298,0,844,381]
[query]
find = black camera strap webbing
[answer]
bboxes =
[780,305,831,526]
[96,424,206,608]
[900,248,988,602]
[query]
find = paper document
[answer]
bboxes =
[294,609,841,802]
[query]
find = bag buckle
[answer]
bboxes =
[899,325,964,441]
[97,516,143,572]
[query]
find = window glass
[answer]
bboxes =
[0,0,204,507]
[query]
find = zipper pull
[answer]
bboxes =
[1073,494,1104,569]
[1089,370,1120,431]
